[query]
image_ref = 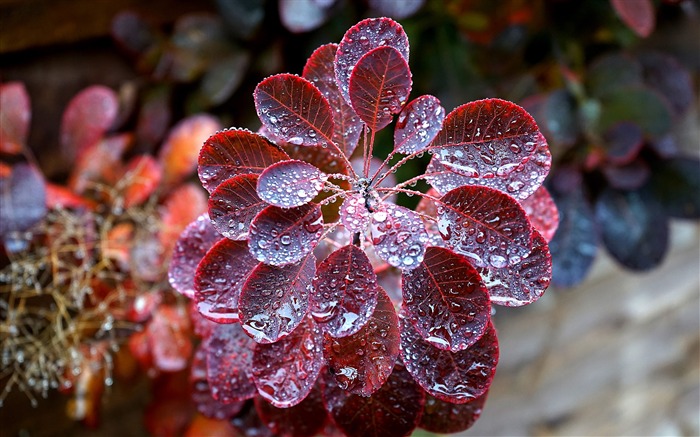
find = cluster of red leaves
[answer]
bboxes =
[169,17,558,436]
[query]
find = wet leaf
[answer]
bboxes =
[339,193,370,233]
[194,239,258,323]
[322,364,424,437]
[402,246,490,351]
[159,183,208,254]
[248,203,324,266]
[335,17,409,104]
[548,187,598,287]
[639,51,693,116]
[650,157,700,219]
[254,74,334,147]
[251,317,323,407]
[198,128,289,193]
[430,99,551,200]
[394,95,445,155]
[369,0,425,19]
[302,43,363,157]
[209,174,265,240]
[603,122,644,165]
[0,82,30,154]
[477,229,551,307]
[159,114,221,187]
[311,245,378,337]
[257,160,328,208]
[279,0,332,33]
[254,384,328,437]
[148,305,192,372]
[596,185,668,270]
[437,185,533,268]
[400,316,498,403]
[519,185,559,242]
[169,214,221,299]
[60,85,119,160]
[239,255,316,343]
[349,46,412,132]
[206,322,258,403]
[323,287,399,396]
[370,202,429,270]
[419,392,487,434]
[190,345,246,420]
[0,163,46,250]
[122,155,162,208]
[611,0,655,37]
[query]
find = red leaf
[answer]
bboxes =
[519,185,559,242]
[0,82,31,154]
[194,239,258,323]
[322,365,425,437]
[323,287,399,396]
[400,316,499,403]
[206,322,258,403]
[394,95,445,154]
[122,155,163,208]
[603,122,644,165]
[239,254,315,343]
[209,174,265,240]
[339,193,370,233]
[611,0,655,37]
[349,46,412,132]
[45,183,97,211]
[255,384,328,437]
[158,114,221,187]
[169,214,221,299]
[402,247,490,351]
[254,74,334,147]
[184,414,239,437]
[198,128,289,193]
[437,185,533,268]
[370,202,429,270]
[429,99,550,200]
[252,317,323,407]
[69,134,132,193]
[311,245,378,337]
[60,85,119,160]
[190,345,246,420]
[303,44,363,157]
[335,17,409,104]
[419,392,487,434]
[248,203,324,266]
[257,160,328,208]
[147,304,193,372]
[0,163,46,248]
[477,229,551,307]
[159,183,208,255]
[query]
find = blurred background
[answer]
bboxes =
[1,0,698,435]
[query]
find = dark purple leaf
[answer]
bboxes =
[0,163,46,251]
[198,52,250,107]
[369,0,425,19]
[611,0,655,37]
[430,99,551,200]
[650,157,700,219]
[603,121,644,165]
[586,53,643,98]
[311,245,378,337]
[303,43,363,157]
[323,287,399,396]
[402,246,490,351]
[322,365,425,437]
[257,160,328,208]
[539,89,579,148]
[437,185,533,268]
[191,345,246,420]
[548,187,598,287]
[477,229,551,307]
[135,85,171,149]
[239,255,316,343]
[60,85,119,160]
[599,88,672,139]
[596,186,668,270]
[252,316,323,407]
[339,193,370,233]
[639,51,693,116]
[206,322,258,403]
[169,213,221,299]
[349,46,412,132]
[602,159,651,190]
[198,128,289,193]
[209,174,266,240]
[394,95,445,155]
[111,11,157,58]
[519,185,559,242]
[194,239,258,323]
[400,315,499,403]
[370,202,429,270]
[279,0,333,33]
[335,17,409,104]
[254,384,328,437]
[254,74,334,147]
[0,82,30,154]
[419,392,487,434]
[248,203,324,266]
